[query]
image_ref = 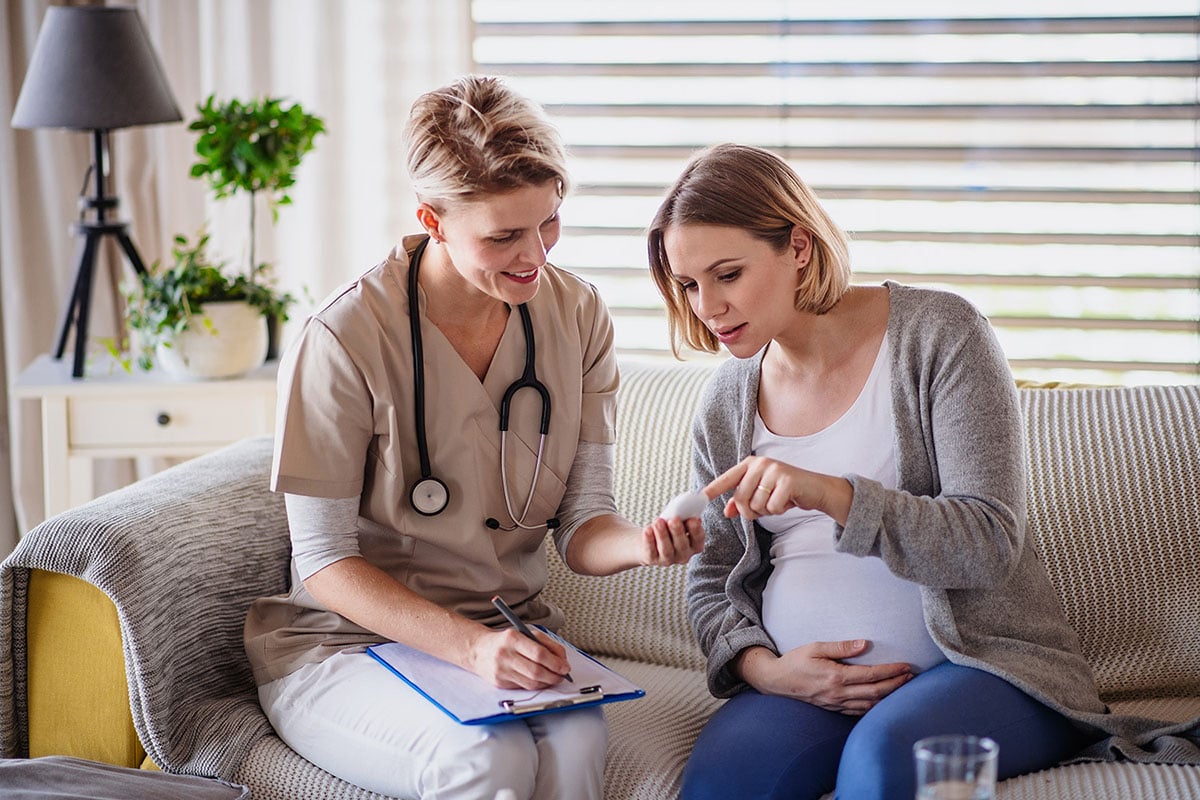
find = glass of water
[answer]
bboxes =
[913,734,999,800]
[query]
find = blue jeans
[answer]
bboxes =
[681,661,1095,800]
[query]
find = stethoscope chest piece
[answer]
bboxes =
[410,476,449,516]
[406,235,554,531]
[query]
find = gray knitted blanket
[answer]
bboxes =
[0,437,288,780]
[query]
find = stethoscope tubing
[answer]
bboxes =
[408,238,436,479]
[406,236,553,530]
[499,302,551,436]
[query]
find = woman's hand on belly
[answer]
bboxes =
[735,641,913,716]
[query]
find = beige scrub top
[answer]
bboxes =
[244,235,618,686]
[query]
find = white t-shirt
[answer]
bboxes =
[756,334,946,672]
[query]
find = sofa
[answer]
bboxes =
[2,359,1199,799]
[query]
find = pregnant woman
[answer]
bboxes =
[646,143,1106,800]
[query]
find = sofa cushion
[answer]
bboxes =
[231,737,393,800]
[598,658,722,799]
[1109,696,1200,725]
[544,360,717,671]
[996,761,1200,799]
[1019,385,1200,701]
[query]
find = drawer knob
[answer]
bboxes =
[156,412,171,427]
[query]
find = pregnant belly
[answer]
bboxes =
[761,553,946,673]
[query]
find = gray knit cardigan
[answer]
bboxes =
[686,282,1200,764]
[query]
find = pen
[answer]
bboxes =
[491,594,573,683]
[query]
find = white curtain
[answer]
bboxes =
[0,0,469,553]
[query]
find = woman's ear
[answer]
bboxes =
[790,226,813,268]
[416,203,444,243]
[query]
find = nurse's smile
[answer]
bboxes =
[504,267,541,285]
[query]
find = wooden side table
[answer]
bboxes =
[13,354,278,519]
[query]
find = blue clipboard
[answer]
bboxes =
[366,628,645,725]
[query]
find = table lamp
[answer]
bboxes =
[11,5,182,378]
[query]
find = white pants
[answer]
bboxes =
[258,649,608,800]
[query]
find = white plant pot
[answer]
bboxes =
[155,301,269,380]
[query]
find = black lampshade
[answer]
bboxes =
[11,5,181,131]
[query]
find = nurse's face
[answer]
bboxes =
[421,181,563,307]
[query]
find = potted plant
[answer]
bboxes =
[117,231,296,379]
[188,95,325,357]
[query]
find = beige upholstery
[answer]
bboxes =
[998,761,1200,800]
[544,361,714,672]
[1021,387,1200,703]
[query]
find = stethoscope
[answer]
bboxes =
[406,237,558,531]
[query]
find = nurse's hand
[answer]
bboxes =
[470,627,573,691]
[640,517,705,566]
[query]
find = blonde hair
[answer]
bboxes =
[404,75,569,206]
[648,143,852,356]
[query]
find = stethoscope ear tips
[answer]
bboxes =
[485,518,501,530]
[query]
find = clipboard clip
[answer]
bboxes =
[499,685,603,715]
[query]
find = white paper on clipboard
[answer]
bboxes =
[366,628,645,725]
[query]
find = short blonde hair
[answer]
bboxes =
[404,75,569,206]
[648,143,852,356]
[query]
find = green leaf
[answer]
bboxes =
[187,94,325,211]
[114,229,297,371]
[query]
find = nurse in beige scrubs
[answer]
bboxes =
[243,75,703,800]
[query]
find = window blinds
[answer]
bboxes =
[471,1,1200,384]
